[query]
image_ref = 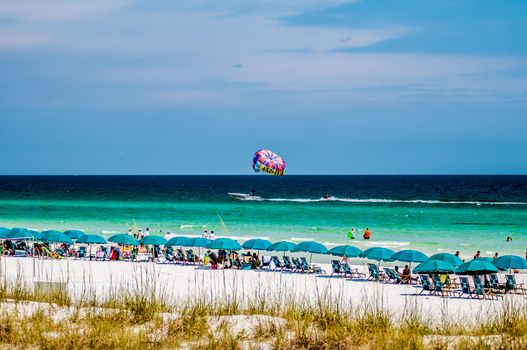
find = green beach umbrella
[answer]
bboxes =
[413,260,456,274]
[361,247,395,262]
[329,245,363,258]
[242,238,272,250]
[141,235,167,246]
[188,237,211,248]
[456,259,499,275]
[76,234,107,245]
[64,230,86,240]
[166,236,191,247]
[492,255,527,270]
[266,241,296,252]
[42,230,73,244]
[108,234,139,246]
[391,250,428,265]
[206,238,242,250]
[427,253,463,267]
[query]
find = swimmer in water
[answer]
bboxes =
[363,228,371,240]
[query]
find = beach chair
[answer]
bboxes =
[55,248,66,257]
[341,263,365,279]
[282,256,293,271]
[176,249,186,264]
[472,276,499,300]
[331,260,343,275]
[42,246,60,259]
[241,262,252,270]
[418,275,434,295]
[458,277,475,299]
[291,257,302,272]
[505,274,526,295]
[313,265,326,274]
[186,250,196,264]
[489,274,505,293]
[271,256,284,270]
[367,263,381,281]
[76,246,87,259]
[300,257,311,273]
[385,268,401,284]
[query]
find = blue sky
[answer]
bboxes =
[0,0,526,174]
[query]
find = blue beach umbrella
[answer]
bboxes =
[492,255,527,271]
[413,260,456,274]
[76,234,107,245]
[361,247,396,262]
[141,235,167,246]
[0,227,10,238]
[207,238,242,250]
[329,245,363,258]
[266,241,296,252]
[166,236,191,247]
[9,228,39,240]
[456,259,499,275]
[242,238,272,251]
[391,250,428,266]
[108,234,139,246]
[42,231,73,244]
[188,237,211,248]
[293,241,328,264]
[427,253,463,268]
[64,230,86,240]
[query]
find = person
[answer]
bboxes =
[493,252,499,259]
[363,228,371,240]
[127,229,133,236]
[144,228,150,237]
[137,229,143,240]
[202,230,208,238]
[474,250,481,259]
[455,251,460,257]
[251,188,256,196]
[251,252,261,269]
[506,236,513,242]
[323,194,329,200]
[341,255,349,264]
[209,231,215,240]
[347,228,355,240]
[402,265,411,284]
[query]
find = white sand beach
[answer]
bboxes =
[1,256,525,325]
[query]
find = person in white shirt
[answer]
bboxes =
[144,228,150,237]
[202,230,208,238]
[209,231,215,240]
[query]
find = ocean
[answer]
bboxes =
[0,175,526,259]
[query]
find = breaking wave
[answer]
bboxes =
[265,197,527,206]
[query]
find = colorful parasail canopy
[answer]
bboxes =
[252,149,286,176]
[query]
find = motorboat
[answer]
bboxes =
[228,193,262,201]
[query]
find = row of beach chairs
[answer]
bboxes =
[331,260,367,279]
[271,256,326,274]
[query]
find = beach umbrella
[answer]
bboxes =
[108,234,139,246]
[361,247,395,262]
[76,234,107,245]
[8,228,37,240]
[141,235,167,246]
[166,236,191,247]
[206,238,242,250]
[456,259,499,275]
[492,255,527,271]
[329,245,363,258]
[64,230,86,240]
[413,260,456,274]
[293,241,328,264]
[427,253,463,267]
[188,237,211,248]
[42,231,73,244]
[0,227,10,238]
[242,238,272,251]
[391,250,428,267]
[266,241,296,252]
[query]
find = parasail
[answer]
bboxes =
[252,149,286,176]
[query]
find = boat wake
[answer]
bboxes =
[264,197,527,206]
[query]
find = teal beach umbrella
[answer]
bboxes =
[77,234,107,245]
[166,236,191,247]
[207,238,242,250]
[456,259,499,275]
[329,245,363,258]
[413,260,456,274]
[64,230,86,240]
[391,250,428,266]
[42,231,73,244]
[492,255,527,270]
[108,234,139,246]
[474,257,494,262]
[427,253,463,267]
[142,235,167,246]
[361,247,395,262]
[242,238,272,250]
[189,237,211,248]
[9,228,39,240]
[293,241,328,255]
[266,241,296,252]
[0,227,10,238]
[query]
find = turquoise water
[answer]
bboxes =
[0,176,526,259]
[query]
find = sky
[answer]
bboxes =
[0,0,526,175]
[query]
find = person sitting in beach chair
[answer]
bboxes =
[209,250,218,269]
[251,252,261,269]
[331,260,343,275]
[505,274,526,295]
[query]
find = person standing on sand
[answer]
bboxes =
[209,231,215,240]
[363,228,371,240]
[127,229,133,236]
[144,228,150,237]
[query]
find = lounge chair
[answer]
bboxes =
[186,250,196,264]
[313,265,326,274]
[385,268,402,284]
[241,262,252,270]
[300,257,311,273]
[458,276,476,299]
[418,275,434,295]
[282,256,293,271]
[505,274,527,295]
[489,274,505,293]
[341,263,365,279]
[472,276,499,300]
[368,263,384,281]
[271,256,284,270]
[76,246,87,259]
[291,257,302,272]
[55,248,66,257]
[331,260,343,275]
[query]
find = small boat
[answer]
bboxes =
[228,193,262,201]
